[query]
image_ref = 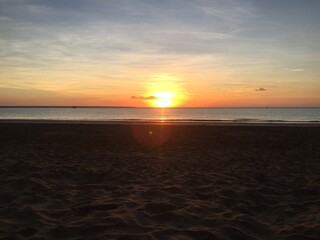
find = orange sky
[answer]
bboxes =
[0,0,319,107]
[1,71,319,107]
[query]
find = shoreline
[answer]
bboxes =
[1,119,320,127]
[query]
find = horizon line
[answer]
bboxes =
[0,106,319,108]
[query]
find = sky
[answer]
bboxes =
[0,0,319,107]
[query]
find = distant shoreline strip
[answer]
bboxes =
[0,119,319,127]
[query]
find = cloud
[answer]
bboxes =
[255,87,266,91]
[284,68,305,72]
[291,68,305,72]
[131,96,158,100]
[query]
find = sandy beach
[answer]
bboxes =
[0,122,319,239]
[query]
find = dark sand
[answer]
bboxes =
[0,122,319,239]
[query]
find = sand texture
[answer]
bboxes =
[0,123,319,239]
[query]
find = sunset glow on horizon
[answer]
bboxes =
[144,74,187,108]
[0,0,319,107]
[152,92,174,108]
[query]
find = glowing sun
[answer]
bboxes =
[153,92,174,108]
[145,74,187,108]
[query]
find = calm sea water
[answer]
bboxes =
[0,107,319,122]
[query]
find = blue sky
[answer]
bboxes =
[0,0,319,106]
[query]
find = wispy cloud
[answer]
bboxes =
[131,96,158,100]
[255,88,267,92]
[285,68,305,72]
[290,68,305,72]
[195,0,257,25]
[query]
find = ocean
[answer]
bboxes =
[0,107,319,123]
